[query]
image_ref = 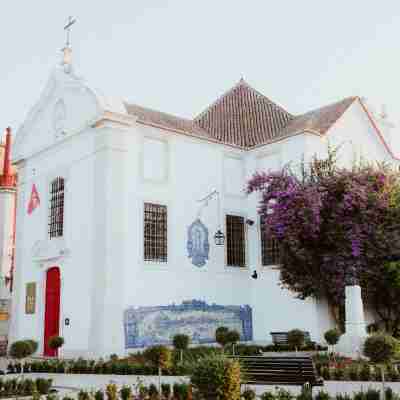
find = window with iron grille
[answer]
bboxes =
[226,215,246,267]
[144,203,168,262]
[48,177,65,239]
[260,219,281,266]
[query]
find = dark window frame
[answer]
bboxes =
[260,218,281,266]
[48,177,65,239]
[226,214,246,267]
[144,202,168,263]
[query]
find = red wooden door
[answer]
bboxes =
[43,267,60,357]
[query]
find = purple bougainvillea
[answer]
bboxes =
[247,155,400,325]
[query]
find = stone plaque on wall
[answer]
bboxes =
[25,282,36,314]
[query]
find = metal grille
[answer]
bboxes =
[48,177,65,239]
[226,215,246,267]
[260,219,281,266]
[144,203,168,262]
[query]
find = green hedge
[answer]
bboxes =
[0,377,52,397]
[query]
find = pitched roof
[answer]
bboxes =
[193,79,293,148]
[124,80,357,149]
[277,97,357,138]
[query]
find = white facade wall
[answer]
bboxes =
[10,68,399,357]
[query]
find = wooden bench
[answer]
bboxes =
[270,331,312,346]
[235,356,323,387]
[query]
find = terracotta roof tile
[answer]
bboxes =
[278,97,357,137]
[193,79,293,148]
[124,81,357,149]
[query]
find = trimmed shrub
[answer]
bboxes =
[287,329,306,349]
[48,336,64,352]
[119,385,132,400]
[365,388,380,400]
[242,388,256,400]
[78,390,91,400]
[172,334,190,351]
[161,383,171,399]
[172,383,189,400]
[215,326,230,348]
[148,384,158,397]
[25,340,39,355]
[276,388,293,400]
[363,333,399,364]
[315,392,331,400]
[260,393,275,400]
[359,364,372,381]
[106,384,118,400]
[143,345,172,372]
[95,390,105,400]
[324,329,341,346]
[36,378,52,395]
[9,340,35,360]
[190,354,241,400]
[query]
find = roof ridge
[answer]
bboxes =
[193,78,292,122]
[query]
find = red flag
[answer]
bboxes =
[27,184,40,215]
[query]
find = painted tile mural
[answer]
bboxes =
[124,300,253,348]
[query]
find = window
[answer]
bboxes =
[260,219,280,266]
[144,203,168,262]
[48,177,65,239]
[226,215,246,267]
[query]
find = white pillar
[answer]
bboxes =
[336,285,367,357]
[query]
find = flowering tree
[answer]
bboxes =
[247,153,400,328]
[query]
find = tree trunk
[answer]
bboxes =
[158,366,162,395]
[381,367,385,400]
[328,303,341,328]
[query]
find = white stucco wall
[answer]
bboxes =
[10,67,400,357]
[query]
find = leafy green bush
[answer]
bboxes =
[172,334,190,351]
[276,388,293,400]
[215,326,230,348]
[95,390,105,400]
[172,383,189,400]
[78,390,91,400]
[9,340,35,360]
[190,353,241,400]
[119,386,132,400]
[287,329,306,349]
[161,383,171,399]
[106,384,118,400]
[143,345,172,372]
[365,388,380,400]
[324,329,341,346]
[363,333,399,363]
[347,365,359,381]
[35,378,52,395]
[242,388,256,400]
[359,364,372,381]
[260,392,275,400]
[315,391,331,400]
[48,336,64,351]
[25,340,39,355]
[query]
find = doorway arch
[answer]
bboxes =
[43,267,60,357]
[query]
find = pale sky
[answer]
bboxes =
[2,1,400,133]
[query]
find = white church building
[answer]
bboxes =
[9,48,400,357]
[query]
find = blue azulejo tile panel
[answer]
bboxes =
[124,299,253,348]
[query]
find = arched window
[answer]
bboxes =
[48,177,65,239]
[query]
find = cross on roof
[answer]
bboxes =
[64,16,76,48]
